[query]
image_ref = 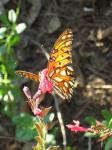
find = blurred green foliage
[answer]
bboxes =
[0,8,37,141]
[0,8,26,117]
[12,113,38,141]
[0,8,58,144]
[0,8,112,150]
[85,109,112,150]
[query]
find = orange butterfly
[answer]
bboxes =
[16,29,74,101]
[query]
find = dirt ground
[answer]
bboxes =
[1,0,112,149]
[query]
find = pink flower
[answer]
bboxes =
[33,68,53,100]
[66,120,89,132]
[27,97,52,117]
[34,108,43,116]
[23,86,44,117]
[39,68,53,93]
[23,68,53,117]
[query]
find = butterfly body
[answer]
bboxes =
[16,29,75,101]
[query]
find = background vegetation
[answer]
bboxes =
[0,0,112,150]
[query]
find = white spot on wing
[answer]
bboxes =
[67,66,74,71]
[64,82,68,88]
[66,41,72,46]
[69,81,74,86]
[56,69,60,73]
[49,71,55,77]
[60,70,66,76]
[67,34,72,38]
[69,88,73,94]
[63,86,67,92]
[62,35,66,40]
[67,70,70,75]
[54,77,63,82]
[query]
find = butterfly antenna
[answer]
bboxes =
[41,45,49,60]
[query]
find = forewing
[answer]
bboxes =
[47,29,74,101]
[16,70,39,82]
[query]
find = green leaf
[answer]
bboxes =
[15,126,36,141]
[11,86,23,101]
[105,137,112,150]
[102,110,112,123]
[9,34,20,46]
[66,147,72,150]
[0,45,7,55]
[4,57,16,75]
[85,116,96,125]
[46,133,56,145]
[44,113,55,123]
[108,119,112,128]
[47,146,60,150]
[1,64,7,74]
[2,101,16,117]
[8,9,17,23]
[0,14,10,27]
[84,132,97,138]
[15,23,27,34]
[0,85,8,96]
[13,113,38,141]
[12,113,36,127]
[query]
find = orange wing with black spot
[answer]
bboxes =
[16,70,39,82]
[47,29,74,101]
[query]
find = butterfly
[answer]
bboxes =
[16,29,74,101]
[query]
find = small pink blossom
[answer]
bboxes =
[33,107,43,116]
[66,120,89,132]
[23,86,44,117]
[33,68,53,100]
[27,98,52,117]
[26,96,44,117]
[39,68,53,93]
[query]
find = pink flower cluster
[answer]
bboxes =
[33,69,53,100]
[66,120,89,132]
[23,68,53,117]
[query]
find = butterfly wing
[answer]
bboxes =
[16,70,39,82]
[47,29,74,101]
